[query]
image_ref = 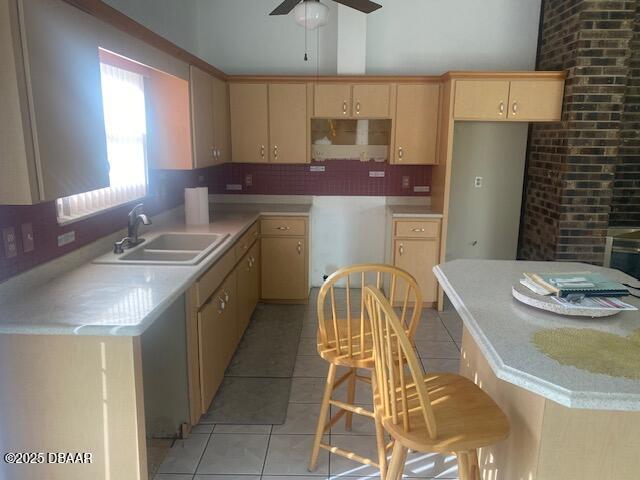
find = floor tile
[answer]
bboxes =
[329,405,377,436]
[298,337,320,355]
[213,424,272,434]
[332,377,374,405]
[293,355,330,377]
[301,323,319,338]
[157,434,209,475]
[194,475,259,480]
[328,434,381,478]
[154,474,194,480]
[402,451,459,478]
[421,358,461,374]
[190,423,214,434]
[413,318,454,342]
[414,340,460,360]
[263,434,329,476]
[263,476,328,480]
[289,377,327,403]
[197,433,269,475]
[273,403,322,434]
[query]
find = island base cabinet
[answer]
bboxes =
[261,237,308,302]
[460,328,640,480]
[198,272,237,413]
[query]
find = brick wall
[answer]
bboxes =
[520,0,639,263]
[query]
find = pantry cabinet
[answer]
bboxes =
[268,84,308,164]
[230,83,269,163]
[393,84,440,165]
[260,216,309,302]
[453,78,564,122]
[391,219,441,304]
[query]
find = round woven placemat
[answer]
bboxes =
[533,328,640,380]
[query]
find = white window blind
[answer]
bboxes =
[57,62,148,223]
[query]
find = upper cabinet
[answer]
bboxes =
[453,77,564,122]
[268,84,308,164]
[230,83,269,163]
[230,82,309,164]
[1,0,110,204]
[393,84,440,165]
[189,66,231,169]
[313,83,391,118]
[352,84,391,118]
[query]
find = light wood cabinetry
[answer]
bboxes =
[0,0,110,204]
[230,83,269,163]
[190,65,216,168]
[314,83,352,117]
[393,84,440,165]
[260,216,309,302]
[507,79,564,121]
[198,271,236,413]
[453,78,564,121]
[236,242,260,339]
[352,84,391,118]
[212,76,231,164]
[392,219,441,303]
[269,84,308,164]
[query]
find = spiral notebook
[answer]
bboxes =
[523,272,629,298]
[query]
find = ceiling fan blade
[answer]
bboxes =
[332,0,382,14]
[270,0,302,15]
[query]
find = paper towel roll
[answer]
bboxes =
[185,188,200,226]
[197,187,210,224]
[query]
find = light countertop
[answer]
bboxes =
[387,205,443,218]
[434,259,640,411]
[0,203,311,337]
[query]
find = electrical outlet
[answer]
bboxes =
[413,186,430,193]
[369,171,385,178]
[226,184,242,191]
[57,231,75,247]
[310,165,325,172]
[21,223,34,253]
[245,174,253,187]
[2,227,17,259]
[402,176,410,189]
[475,176,483,188]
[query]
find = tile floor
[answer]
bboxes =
[155,289,464,480]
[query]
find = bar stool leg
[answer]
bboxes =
[345,367,356,430]
[457,451,470,480]
[386,440,408,480]
[374,411,388,479]
[469,449,480,480]
[309,363,337,471]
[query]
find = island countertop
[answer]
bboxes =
[434,259,640,411]
[0,203,311,337]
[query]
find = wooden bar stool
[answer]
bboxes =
[308,264,423,479]
[363,285,510,480]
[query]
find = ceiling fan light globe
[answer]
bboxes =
[294,1,329,30]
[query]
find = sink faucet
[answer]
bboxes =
[114,204,152,254]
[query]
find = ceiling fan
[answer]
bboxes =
[270,0,382,17]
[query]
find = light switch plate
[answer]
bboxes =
[402,176,410,189]
[245,174,253,187]
[21,223,34,253]
[2,227,17,259]
[369,171,385,178]
[475,176,483,188]
[310,165,325,172]
[413,186,430,193]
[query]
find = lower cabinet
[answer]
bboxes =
[197,271,237,413]
[260,215,309,302]
[392,219,441,304]
[235,242,260,340]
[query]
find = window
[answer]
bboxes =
[56,62,148,223]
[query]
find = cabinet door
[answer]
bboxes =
[269,84,308,164]
[249,242,261,312]
[314,84,352,117]
[453,80,510,121]
[261,237,307,300]
[394,84,440,165]
[235,252,253,340]
[21,0,110,200]
[353,84,390,118]
[212,76,231,164]
[230,83,269,163]
[507,79,564,121]
[190,65,215,168]
[393,239,439,303]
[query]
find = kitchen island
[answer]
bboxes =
[434,259,640,480]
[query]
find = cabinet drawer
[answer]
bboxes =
[234,222,259,260]
[260,217,307,236]
[195,247,236,307]
[394,220,440,239]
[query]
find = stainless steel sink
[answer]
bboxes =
[94,232,229,265]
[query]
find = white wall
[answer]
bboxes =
[366,0,542,74]
[446,122,529,261]
[194,0,339,75]
[103,0,200,54]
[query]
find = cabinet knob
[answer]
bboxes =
[276,226,291,231]
[342,101,348,115]
[260,145,265,158]
[399,243,404,256]
[411,227,425,233]
[211,147,216,159]
[499,102,505,115]
[223,291,229,303]
[246,258,252,271]
[356,102,361,115]
[274,145,278,160]
[512,102,519,115]
[217,297,226,314]
[297,241,302,254]
[398,147,404,160]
